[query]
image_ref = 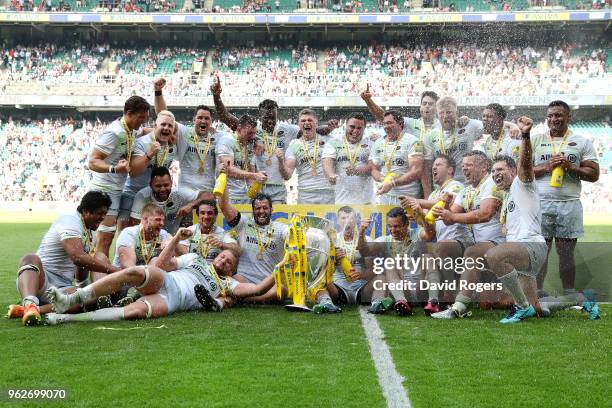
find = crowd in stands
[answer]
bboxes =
[0,43,609,98]
[4,0,611,12]
[0,117,610,209]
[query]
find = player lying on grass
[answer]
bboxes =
[7,191,120,326]
[43,228,275,325]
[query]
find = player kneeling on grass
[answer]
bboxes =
[7,191,120,326]
[44,228,275,325]
[485,117,599,323]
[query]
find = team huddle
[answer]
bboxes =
[7,78,602,326]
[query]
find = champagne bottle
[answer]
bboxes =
[213,172,227,197]
[550,166,564,188]
[425,200,445,224]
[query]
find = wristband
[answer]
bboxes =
[521,132,530,139]
[109,166,115,174]
[146,153,153,161]
[155,90,162,96]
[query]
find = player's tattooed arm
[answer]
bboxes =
[421,159,433,199]
[211,75,239,131]
[517,116,535,183]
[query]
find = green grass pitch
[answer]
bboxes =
[0,218,610,407]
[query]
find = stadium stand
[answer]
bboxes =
[0,43,609,98]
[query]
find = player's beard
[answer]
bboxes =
[254,213,271,226]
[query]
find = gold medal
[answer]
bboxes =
[383,135,403,172]
[121,117,135,162]
[139,226,159,265]
[193,129,212,174]
[262,128,278,169]
[302,135,320,177]
[254,223,273,261]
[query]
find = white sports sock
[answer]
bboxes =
[72,307,125,322]
[454,293,471,309]
[426,269,441,302]
[22,296,39,306]
[317,293,333,304]
[452,300,467,313]
[499,269,529,309]
[76,286,95,305]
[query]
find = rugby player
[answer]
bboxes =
[369,110,424,205]
[280,109,335,204]
[326,207,378,308]
[360,207,419,316]
[216,114,267,204]
[7,191,118,325]
[88,96,151,256]
[361,88,440,198]
[478,103,521,162]
[533,101,599,297]
[483,117,549,322]
[217,179,288,302]
[44,228,275,324]
[430,151,506,319]
[130,167,208,234]
[400,154,473,314]
[121,110,177,223]
[322,113,374,205]
[154,78,224,195]
[176,199,240,261]
[211,76,337,203]
[113,203,170,269]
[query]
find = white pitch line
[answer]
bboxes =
[359,307,412,408]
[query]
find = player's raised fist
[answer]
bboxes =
[153,78,166,91]
[517,116,533,134]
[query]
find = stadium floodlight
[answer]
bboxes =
[14,104,23,109]
[573,105,580,110]
[509,105,516,110]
